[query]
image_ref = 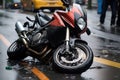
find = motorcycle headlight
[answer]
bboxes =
[77,18,86,30]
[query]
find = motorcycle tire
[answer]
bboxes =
[7,40,27,60]
[53,43,93,74]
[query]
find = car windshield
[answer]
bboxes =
[13,0,20,3]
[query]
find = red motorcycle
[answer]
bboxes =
[7,0,93,74]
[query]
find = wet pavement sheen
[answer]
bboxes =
[0,8,120,80]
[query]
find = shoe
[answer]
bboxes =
[97,22,104,26]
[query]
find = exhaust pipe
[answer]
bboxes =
[15,21,26,34]
[15,21,30,50]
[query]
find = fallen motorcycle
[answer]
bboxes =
[7,0,93,74]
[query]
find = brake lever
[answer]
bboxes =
[86,28,91,35]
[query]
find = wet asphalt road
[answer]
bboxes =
[0,8,120,80]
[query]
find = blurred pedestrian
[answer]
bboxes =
[97,0,103,14]
[116,0,120,27]
[97,0,117,27]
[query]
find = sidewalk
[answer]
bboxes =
[87,8,120,38]
[87,7,113,28]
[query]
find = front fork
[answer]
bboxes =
[65,27,70,52]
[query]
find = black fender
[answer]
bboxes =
[70,38,88,47]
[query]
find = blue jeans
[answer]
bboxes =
[100,0,117,25]
[97,0,103,14]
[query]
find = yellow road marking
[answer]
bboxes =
[94,57,120,68]
[0,34,50,80]
[0,34,11,46]
[31,67,49,80]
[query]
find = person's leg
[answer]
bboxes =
[100,0,108,24]
[110,0,117,26]
[117,1,120,26]
[97,0,103,14]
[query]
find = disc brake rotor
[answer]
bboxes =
[59,47,87,65]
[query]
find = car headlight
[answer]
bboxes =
[77,18,86,30]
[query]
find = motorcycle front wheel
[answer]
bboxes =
[53,43,93,74]
[7,40,27,60]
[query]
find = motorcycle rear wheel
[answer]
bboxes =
[53,43,93,74]
[7,40,27,60]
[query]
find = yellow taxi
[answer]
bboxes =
[21,0,65,12]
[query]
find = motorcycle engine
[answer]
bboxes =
[31,31,47,46]
[32,33,41,43]
[32,33,42,45]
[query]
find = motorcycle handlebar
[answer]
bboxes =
[24,16,36,29]
[25,12,50,31]
[26,16,34,22]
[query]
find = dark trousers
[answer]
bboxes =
[100,0,117,25]
[117,1,120,26]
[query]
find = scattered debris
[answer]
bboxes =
[5,66,12,70]
[102,50,109,54]
[90,66,104,69]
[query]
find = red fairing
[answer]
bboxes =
[49,6,83,28]
[72,6,83,16]
[49,12,65,27]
